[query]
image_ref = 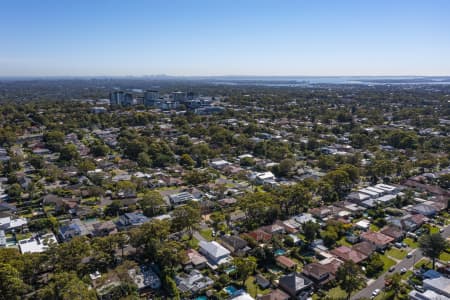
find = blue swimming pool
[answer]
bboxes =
[274,249,286,256]
[196,296,207,300]
[224,285,238,295]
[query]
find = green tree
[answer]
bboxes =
[137,152,152,167]
[233,256,257,286]
[59,143,79,162]
[302,220,320,244]
[419,233,449,269]
[37,272,96,300]
[179,153,195,168]
[0,263,30,300]
[171,202,201,238]
[104,200,123,217]
[139,191,166,217]
[336,260,365,300]
[365,253,384,277]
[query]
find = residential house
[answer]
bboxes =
[59,219,90,241]
[92,220,118,237]
[184,249,207,270]
[276,255,297,271]
[0,216,27,232]
[220,235,250,255]
[261,224,285,235]
[352,241,376,257]
[331,246,368,264]
[117,213,150,228]
[169,192,194,205]
[302,262,335,288]
[255,274,271,289]
[175,269,214,294]
[258,289,289,300]
[18,233,57,254]
[380,225,404,242]
[247,229,272,243]
[387,214,426,232]
[198,241,231,266]
[278,273,313,300]
[422,277,450,298]
[360,231,394,250]
[128,265,161,290]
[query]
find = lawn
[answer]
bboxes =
[327,286,348,299]
[244,276,271,297]
[386,248,408,260]
[429,226,439,234]
[402,270,413,280]
[414,258,432,269]
[199,229,214,241]
[404,238,419,249]
[439,251,450,262]
[380,254,396,272]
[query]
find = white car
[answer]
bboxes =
[400,267,407,274]
[372,289,381,297]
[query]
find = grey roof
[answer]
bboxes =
[199,241,230,259]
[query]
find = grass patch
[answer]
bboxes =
[404,238,419,249]
[181,234,199,249]
[439,251,450,262]
[386,248,408,260]
[380,255,396,272]
[402,270,413,280]
[414,258,432,269]
[429,226,439,234]
[244,276,271,297]
[199,229,213,241]
[328,286,348,299]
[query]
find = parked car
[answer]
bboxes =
[372,289,381,297]
[389,266,395,272]
[406,252,413,258]
[400,268,407,274]
[415,285,425,293]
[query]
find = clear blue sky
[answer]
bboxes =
[1,0,449,76]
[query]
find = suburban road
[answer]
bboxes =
[351,225,450,300]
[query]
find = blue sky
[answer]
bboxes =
[1,0,449,76]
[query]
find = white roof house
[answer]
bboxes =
[210,159,231,169]
[199,241,231,265]
[423,277,450,298]
[0,217,27,231]
[355,219,371,230]
[18,233,57,254]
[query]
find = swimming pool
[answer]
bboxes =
[224,285,238,295]
[274,249,286,256]
[196,296,208,300]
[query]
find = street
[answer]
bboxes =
[350,224,450,300]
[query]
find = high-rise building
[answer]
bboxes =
[122,93,134,106]
[109,91,134,106]
[144,90,159,107]
[172,91,187,103]
[109,91,125,106]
